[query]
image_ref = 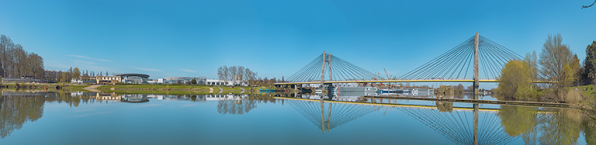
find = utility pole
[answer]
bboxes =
[473,32,479,98]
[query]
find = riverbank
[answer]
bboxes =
[0,83,292,94]
[90,84,290,94]
[0,83,61,90]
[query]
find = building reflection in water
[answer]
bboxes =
[121,94,149,103]
[95,92,121,102]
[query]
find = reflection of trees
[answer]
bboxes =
[217,99,257,115]
[498,106,588,145]
[0,96,45,139]
[50,92,85,107]
[0,91,111,139]
[537,108,582,145]
[248,94,276,104]
[582,115,596,145]
[498,106,539,145]
[215,94,278,115]
[436,101,453,113]
[498,106,538,137]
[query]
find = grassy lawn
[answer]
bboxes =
[65,85,89,89]
[62,85,92,92]
[571,84,596,97]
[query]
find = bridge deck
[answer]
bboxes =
[274,79,555,85]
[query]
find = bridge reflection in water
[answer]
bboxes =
[279,95,517,145]
[285,98,378,132]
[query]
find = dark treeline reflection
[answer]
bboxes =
[498,106,596,144]
[0,95,44,139]
[0,91,98,139]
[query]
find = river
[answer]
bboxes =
[0,91,593,145]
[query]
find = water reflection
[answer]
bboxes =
[279,93,596,145]
[536,108,584,144]
[121,94,149,103]
[397,103,516,145]
[284,97,379,132]
[0,94,44,139]
[217,94,256,115]
[0,91,595,145]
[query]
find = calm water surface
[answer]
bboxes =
[0,91,593,145]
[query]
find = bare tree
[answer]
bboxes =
[244,68,256,81]
[229,66,237,81]
[583,0,596,9]
[217,65,260,85]
[237,66,245,81]
[539,34,574,88]
[0,35,46,79]
[218,66,224,80]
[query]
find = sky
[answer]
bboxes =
[1,0,595,88]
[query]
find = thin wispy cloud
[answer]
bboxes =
[180,68,196,73]
[130,67,163,72]
[74,60,96,65]
[68,55,112,62]
[81,64,113,72]
[46,61,71,69]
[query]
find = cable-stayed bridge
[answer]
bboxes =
[274,33,555,92]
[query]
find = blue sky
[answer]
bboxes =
[1,0,595,86]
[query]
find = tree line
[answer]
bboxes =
[0,35,44,79]
[217,65,286,86]
[46,67,111,83]
[497,34,594,102]
[217,65,257,82]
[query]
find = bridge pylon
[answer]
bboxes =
[474,32,479,98]
[318,51,334,91]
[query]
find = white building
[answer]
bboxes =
[205,79,248,86]
[70,78,83,84]
[147,79,158,84]
[206,79,224,85]
[165,77,193,84]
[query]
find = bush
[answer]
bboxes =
[497,60,538,100]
